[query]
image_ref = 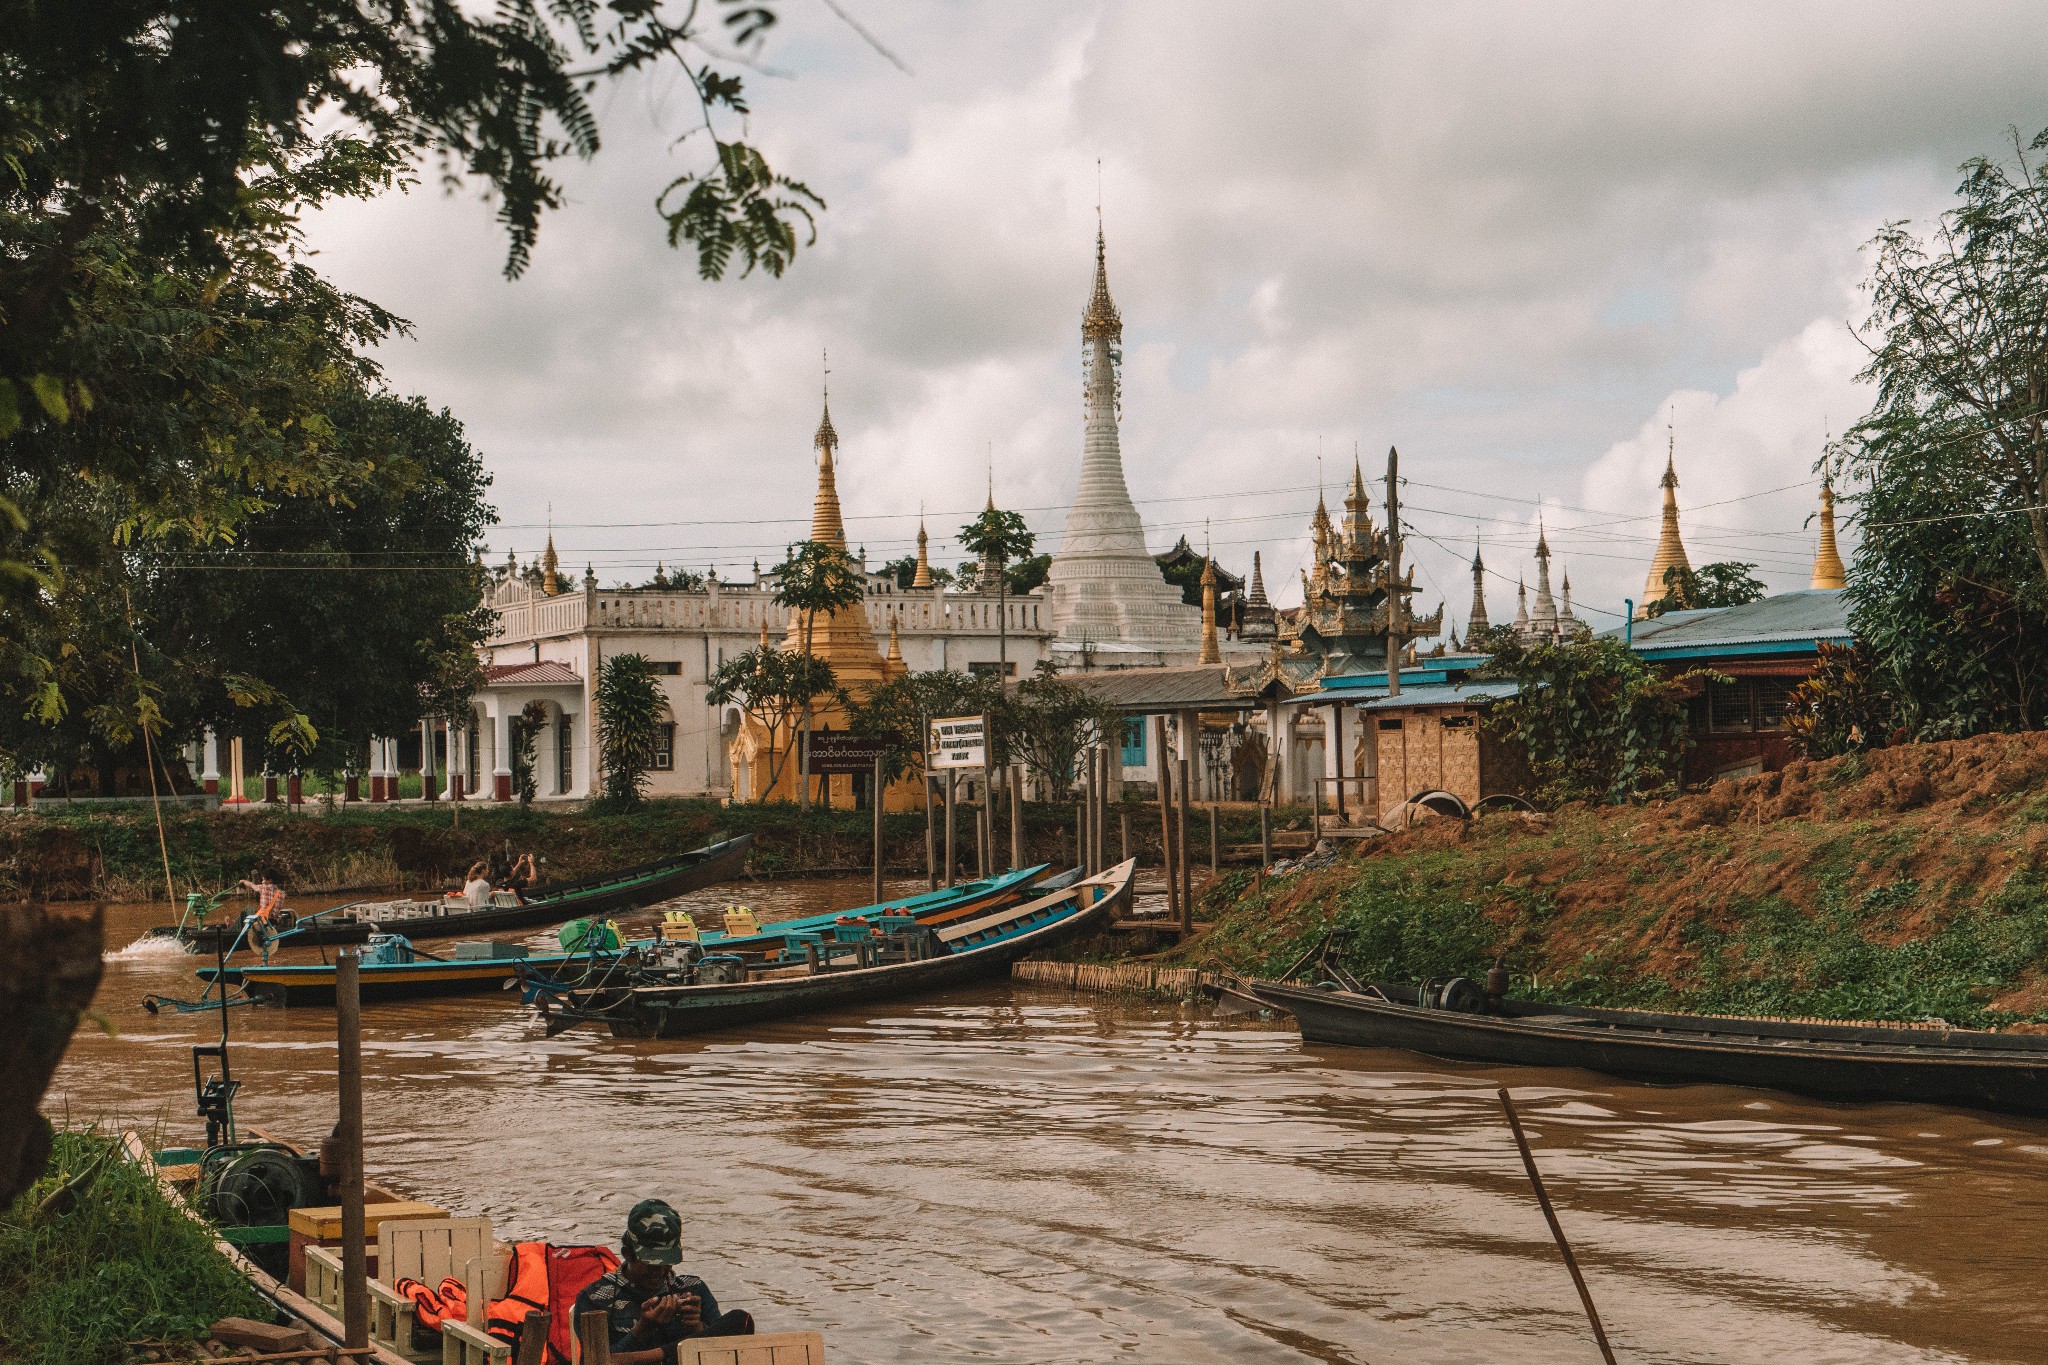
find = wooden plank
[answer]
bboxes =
[681,1335,827,1365]
[210,1317,312,1352]
[291,1202,449,1240]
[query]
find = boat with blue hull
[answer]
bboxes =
[539,859,1135,1039]
[198,863,1063,1007]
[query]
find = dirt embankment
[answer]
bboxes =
[1187,733,2048,1027]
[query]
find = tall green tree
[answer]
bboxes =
[594,653,666,810]
[957,505,1034,678]
[836,670,1008,784]
[1007,671,1121,797]
[1836,129,2048,739]
[770,539,867,808]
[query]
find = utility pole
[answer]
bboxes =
[1385,445,1403,700]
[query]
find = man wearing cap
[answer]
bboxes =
[570,1199,753,1362]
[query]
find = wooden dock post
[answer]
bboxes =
[1010,764,1025,871]
[923,772,937,891]
[1209,804,1219,876]
[871,755,885,909]
[1154,716,1178,923]
[1177,757,1193,934]
[335,952,368,1350]
[943,771,957,888]
[1259,803,1271,889]
[514,1310,549,1365]
[1096,746,1109,878]
[577,1309,611,1364]
[1120,811,1130,864]
[1075,802,1088,877]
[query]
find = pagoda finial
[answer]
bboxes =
[1341,450,1373,555]
[1467,536,1490,635]
[1639,409,1693,617]
[1082,223,1122,343]
[1811,465,1847,590]
[886,612,903,664]
[1247,550,1270,607]
[541,504,561,596]
[912,508,933,589]
[759,617,772,650]
[1197,530,1221,665]
[807,386,848,549]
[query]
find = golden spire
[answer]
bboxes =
[1638,416,1693,617]
[1198,541,1221,665]
[886,612,903,664]
[809,392,847,549]
[759,617,772,650]
[1811,474,1847,590]
[912,512,932,589]
[541,509,561,597]
[1341,454,1374,556]
[1309,484,1333,594]
[1081,226,1122,343]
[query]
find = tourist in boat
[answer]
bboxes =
[503,851,539,897]
[462,862,494,909]
[570,1199,752,1361]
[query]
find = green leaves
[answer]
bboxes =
[659,140,823,280]
[595,653,669,809]
[1479,636,1701,806]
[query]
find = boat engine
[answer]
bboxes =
[199,1143,323,1276]
[1419,977,1486,1013]
[695,954,748,985]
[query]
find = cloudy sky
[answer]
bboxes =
[304,1,2048,632]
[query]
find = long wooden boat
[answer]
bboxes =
[255,835,753,948]
[1248,979,2048,1117]
[542,859,1135,1038]
[199,863,1064,1007]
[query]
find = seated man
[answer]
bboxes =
[571,1199,752,1363]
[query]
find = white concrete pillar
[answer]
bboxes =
[201,727,221,795]
[491,704,513,801]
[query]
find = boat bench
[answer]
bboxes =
[307,1216,512,1364]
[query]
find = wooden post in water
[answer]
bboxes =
[872,755,885,909]
[1154,716,1178,922]
[1497,1087,1617,1364]
[1010,764,1025,871]
[976,785,989,879]
[1177,757,1193,934]
[577,1309,612,1365]
[335,952,368,1350]
[923,772,937,891]
[1095,746,1110,877]
[1075,802,1088,877]
[943,771,957,888]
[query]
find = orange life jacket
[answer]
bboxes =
[394,1275,467,1332]
[482,1241,621,1364]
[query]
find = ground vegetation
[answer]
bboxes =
[1477,635,1702,805]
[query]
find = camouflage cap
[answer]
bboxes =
[623,1198,683,1266]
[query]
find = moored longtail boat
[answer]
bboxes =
[200,862,1065,1007]
[541,859,1135,1038]
[1248,976,2048,1117]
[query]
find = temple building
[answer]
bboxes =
[1466,540,1490,636]
[1042,230,1204,666]
[1293,458,1442,674]
[460,396,1048,804]
[1637,428,1692,617]
[1514,522,1588,643]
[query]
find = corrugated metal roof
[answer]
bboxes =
[1072,665,1252,712]
[1602,589,1851,656]
[483,660,583,686]
[1358,680,1519,711]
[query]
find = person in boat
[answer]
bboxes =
[239,872,286,924]
[570,1199,752,1362]
[502,851,538,898]
[462,861,494,909]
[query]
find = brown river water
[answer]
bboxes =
[44,880,2048,1364]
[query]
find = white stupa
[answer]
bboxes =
[1043,230,1201,666]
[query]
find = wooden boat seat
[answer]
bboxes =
[679,1331,828,1364]
[661,912,701,944]
[723,907,760,937]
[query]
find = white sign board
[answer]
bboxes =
[927,715,988,769]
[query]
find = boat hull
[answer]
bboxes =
[559,864,1133,1039]
[267,835,753,947]
[206,956,593,1006]
[1250,981,2048,1117]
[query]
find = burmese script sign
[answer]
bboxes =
[927,715,987,769]
[802,732,894,775]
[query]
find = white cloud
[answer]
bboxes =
[298,0,2048,607]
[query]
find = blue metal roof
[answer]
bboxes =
[1318,653,1492,692]
[1601,589,1851,658]
[1358,680,1520,711]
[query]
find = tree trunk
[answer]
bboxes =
[0,905,104,1207]
[799,611,815,810]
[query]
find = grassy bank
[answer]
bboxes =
[1172,733,2048,1029]
[0,795,1310,903]
[1,1130,271,1365]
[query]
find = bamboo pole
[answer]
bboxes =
[1177,757,1192,934]
[335,953,368,1350]
[872,755,885,908]
[1010,764,1025,871]
[1154,716,1178,923]
[943,771,957,888]
[923,771,937,891]
[1497,1088,1617,1364]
